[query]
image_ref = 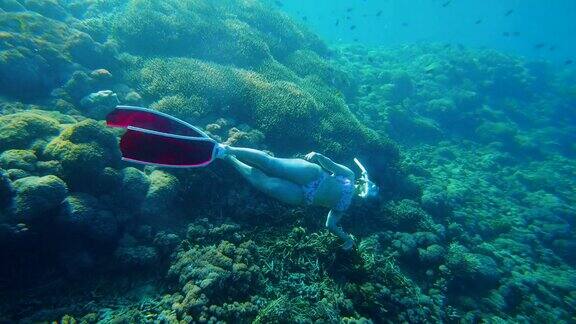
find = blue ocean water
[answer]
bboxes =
[276,0,576,63]
[0,0,575,322]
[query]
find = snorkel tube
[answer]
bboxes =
[354,158,377,198]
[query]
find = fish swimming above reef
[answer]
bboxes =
[565,59,573,65]
[505,9,514,16]
[442,1,452,8]
[475,19,482,25]
[534,43,546,49]
[350,25,356,30]
[376,10,383,17]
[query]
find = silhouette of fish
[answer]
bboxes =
[502,32,510,37]
[505,9,514,16]
[475,19,482,25]
[302,16,307,21]
[549,45,556,52]
[513,31,521,37]
[534,43,546,49]
[442,1,452,8]
[350,25,357,30]
[347,8,354,12]
[402,22,409,27]
[376,10,383,17]
[565,60,573,65]
[335,19,340,26]
[274,1,283,7]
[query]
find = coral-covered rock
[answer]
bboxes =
[0,150,38,172]
[23,0,68,21]
[0,111,60,151]
[0,0,26,12]
[10,175,67,222]
[115,167,150,207]
[141,170,180,217]
[79,90,119,119]
[43,119,120,190]
[0,169,13,209]
[58,193,119,243]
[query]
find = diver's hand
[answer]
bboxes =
[342,235,355,251]
[305,152,319,161]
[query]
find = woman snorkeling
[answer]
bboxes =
[106,106,379,250]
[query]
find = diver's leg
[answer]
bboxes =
[226,147,321,185]
[226,156,304,205]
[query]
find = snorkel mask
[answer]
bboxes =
[354,158,379,198]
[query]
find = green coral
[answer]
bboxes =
[0,111,60,151]
[10,175,67,221]
[382,199,434,232]
[23,0,68,20]
[167,240,263,321]
[141,170,180,217]
[150,95,209,122]
[43,119,120,190]
[0,150,38,172]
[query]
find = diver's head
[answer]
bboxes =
[355,177,380,198]
[353,158,379,199]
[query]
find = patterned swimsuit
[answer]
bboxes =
[302,172,354,211]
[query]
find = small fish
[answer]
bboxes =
[443,43,452,49]
[505,9,514,16]
[350,25,357,30]
[302,16,307,21]
[565,60,573,65]
[376,10,383,17]
[513,31,521,37]
[353,38,359,42]
[442,1,452,8]
[335,19,340,26]
[402,22,409,27]
[362,14,368,18]
[457,43,465,50]
[549,45,556,52]
[274,1,283,7]
[502,32,510,37]
[346,16,351,20]
[347,8,354,12]
[475,19,482,24]
[534,43,546,49]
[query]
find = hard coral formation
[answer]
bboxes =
[168,240,262,321]
[44,119,120,191]
[10,175,67,222]
[0,111,60,151]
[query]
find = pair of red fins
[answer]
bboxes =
[106,106,223,168]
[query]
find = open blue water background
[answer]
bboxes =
[275,0,576,64]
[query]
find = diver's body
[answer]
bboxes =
[222,146,374,250]
[105,106,378,250]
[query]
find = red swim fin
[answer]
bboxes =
[119,128,218,168]
[106,106,208,138]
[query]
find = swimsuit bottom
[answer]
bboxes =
[302,173,354,211]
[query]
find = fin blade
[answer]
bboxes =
[107,106,208,138]
[119,129,216,167]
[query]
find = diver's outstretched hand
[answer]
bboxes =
[305,151,318,161]
[342,235,355,251]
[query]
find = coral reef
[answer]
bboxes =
[0,1,575,323]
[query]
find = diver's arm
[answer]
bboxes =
[326,210,354,250]
[305,152,355,178]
